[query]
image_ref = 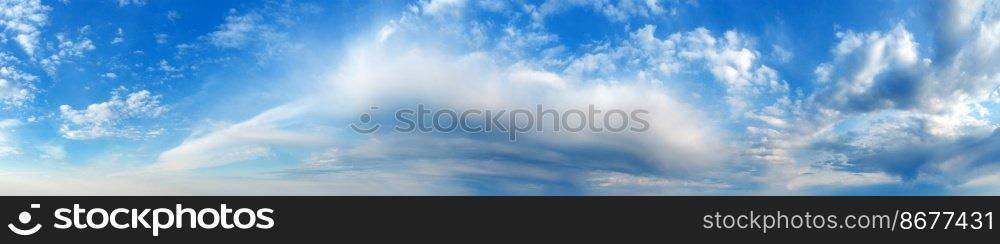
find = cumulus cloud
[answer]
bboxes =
[563,25,789,115]
[0,74,32,106]
[561,22,943,192]
[58,89,168,140]
[811,24,925,113]
[39,33,96,74]
[554,25,805,186]
[775,1,1000,192]
[0,51,37,107]
[809,6,1000,138]
[0,0,50,56]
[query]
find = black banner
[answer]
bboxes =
[2,197,996,242]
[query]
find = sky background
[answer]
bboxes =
[1,0,1000,195]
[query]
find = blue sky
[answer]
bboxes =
[1,0,999,195]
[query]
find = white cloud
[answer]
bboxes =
[662,28,784,96]
[0,145,17,157]
[0,118,20,128]
[755,1,1000,192]
[771,44,793,63]
[532,0,670,23]
[77,25,90,34]
[496,25,558,56]
[147,3,742,196]
[58,89,167,140]
[585,170,732,194]
[151,31,729,191]
[418,0,468,16]
[564,52,616,75]
[565,24,789,117]
[37,143,65,160]
[959,172,1000,194]
[377,23,396,43]
[154,33,168,44]
[55,34,95,56]
[0,0,50,56]
[166,10,179,21]
[157,59,179,72]
[122,0,1000,194]
[0,52,37,107]
[810,17,1000,140]
[0,118,21,158]
[476,0,507,12]
[302,148,339,168]
[785,170,900,191]
[111,27,124,44]
[151,101,333,171]
[207,10,263,48]
[507,65,568,89]
[812,24,922,113]
[39,33,96,74]
[115,0,145,7]
[204,7,306,62]
[0,73,33,106]
[599,24,928,192]
[0,168,471,195]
